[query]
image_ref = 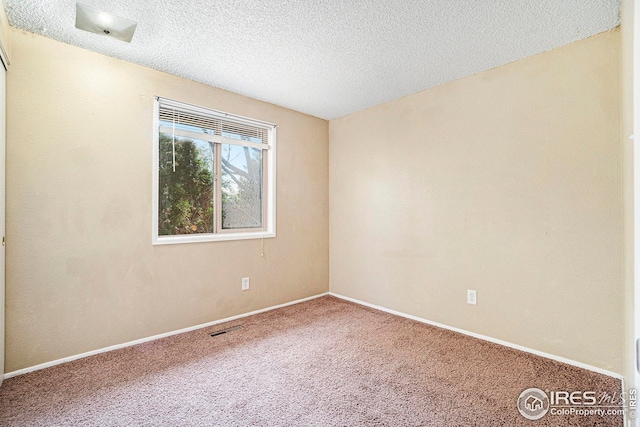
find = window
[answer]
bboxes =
[152,97,276,244]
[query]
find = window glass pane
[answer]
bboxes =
[158,132,214,235]
[221,144,263,229]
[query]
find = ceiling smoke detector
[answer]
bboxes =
[75,3,137,43]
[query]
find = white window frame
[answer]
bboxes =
[152,97,276,245]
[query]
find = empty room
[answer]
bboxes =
[0,0,637,426]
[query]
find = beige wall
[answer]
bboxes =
[330,30,623,373]
[5,29,329,372]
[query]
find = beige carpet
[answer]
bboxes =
[0,296,623,426]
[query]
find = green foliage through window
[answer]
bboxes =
[158,134,214,235]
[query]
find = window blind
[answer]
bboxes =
[157,97,272,150]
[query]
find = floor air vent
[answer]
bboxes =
[210,325,243,337]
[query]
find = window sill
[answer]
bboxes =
[153,231,275,245]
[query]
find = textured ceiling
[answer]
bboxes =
[3,0,620,120]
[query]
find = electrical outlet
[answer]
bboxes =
[467,290,477,305]
[242,277,250,291]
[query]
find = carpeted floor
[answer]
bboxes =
[0,296,623,426]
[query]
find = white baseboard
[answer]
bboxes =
[329,292,623,380]
[4,292,330,379]
[5,291,623,382]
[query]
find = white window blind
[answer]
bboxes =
[157,98,272,150]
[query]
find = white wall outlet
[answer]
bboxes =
[467,289,477,305]
[242,277,250,291]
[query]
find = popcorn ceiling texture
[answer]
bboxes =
[3,0,620,119]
